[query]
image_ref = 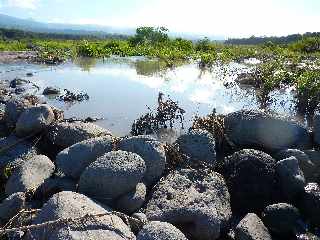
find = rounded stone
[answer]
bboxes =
[137,221,188,240]
[118,136,166,186]
[56,136,114,179]
[79,150,146,204]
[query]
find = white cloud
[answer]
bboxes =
[5,0,39,9]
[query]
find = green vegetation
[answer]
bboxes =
[1,26,320,117]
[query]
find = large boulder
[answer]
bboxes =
[299,183,320,226]
[262,203,301,237]
[175,129,216,166]
[145,169,231,240]
[0,192,25,223]
[5,155,55,195]
[235,213,272,240]
[222,149,277,213]
[26,191,135,240]
[275,149,316,182]
[118,136,166,186]
[115,182,147,215]
[47,121,112,149]
[224,110,311,152]
[303,150,320,183]
[15,104,54,137]
[79,150,146,204]
[56,136,114,179]
[0,135,37,171]
[4,98,31,128]
[276,157,306,200]
[137,221,187,240]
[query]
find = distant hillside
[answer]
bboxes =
[225,32,320,45]
[0,13,134,37]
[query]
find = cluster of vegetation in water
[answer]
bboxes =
[1,26,320,118]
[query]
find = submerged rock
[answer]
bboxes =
[26,191,135,240]
[43,86,60,95]
[118,136,166,186]
[56,135,114,179]
[47,121,112,148]
[145,168,231,240]
[79,150,146,204]
[175,129,216,166]
[222,149,277,213]
[235,213,272,240]
[224,110,311,152]
[262,203,301,237]
[15,104,55,137]
[137,221,187,240]
[5,155,55,195]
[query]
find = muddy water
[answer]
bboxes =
[0,57,296,138]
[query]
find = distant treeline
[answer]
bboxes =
[0,28,128,41]
[225,32,320,45]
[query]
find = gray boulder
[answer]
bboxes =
[26,191,135,240]
[224,110,311,152]
[118,136,166,186]
[15,104,55,137]
[262,203,301,237]
[4,98,31,128]
[276,157,306,200]
[79,150,146,204]
[43,87,60,95]
[0,192,25,223]
[115,182,146,215]
[56,136,114,179]
[222,149,277,213]
[0,135,37,171]
[235,213,272,240]
[47,121,112,148]
[275,149,316,182]
[300,183,320,226]
[5,155,55,195]
[146,169,231,240]
[137,221,187,240]
[175,129,216,166]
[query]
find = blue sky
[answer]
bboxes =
[0,0,319,37]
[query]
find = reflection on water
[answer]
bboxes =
[0,57,296,137]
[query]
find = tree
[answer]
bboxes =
[129,26,169,45]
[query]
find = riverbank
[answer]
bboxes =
[0,96,319,239]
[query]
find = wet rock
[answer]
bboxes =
[4,98,31,128]
[5,155,55,195]
[222,149,277,213]
[47,121,112,148]
[26,191,135,240]
[56,136,114,179]
[275,149,316,182]
[276,157,306,200]
[118,136,166,186]
[15,104,55,137]
[0,192,25,223]
[137,221,188,240]
[235,213,272,240]
[175,129,216,166]
[224,110,311,152]
[43,86,60,95]
[34,177,77,201]
[26,72,33,77]
[79,150,146,204]
[115,182,147,215]
[262,203,301,237]
[300,183,320,226]
[146,169,231,240]
[0,135,37,171]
